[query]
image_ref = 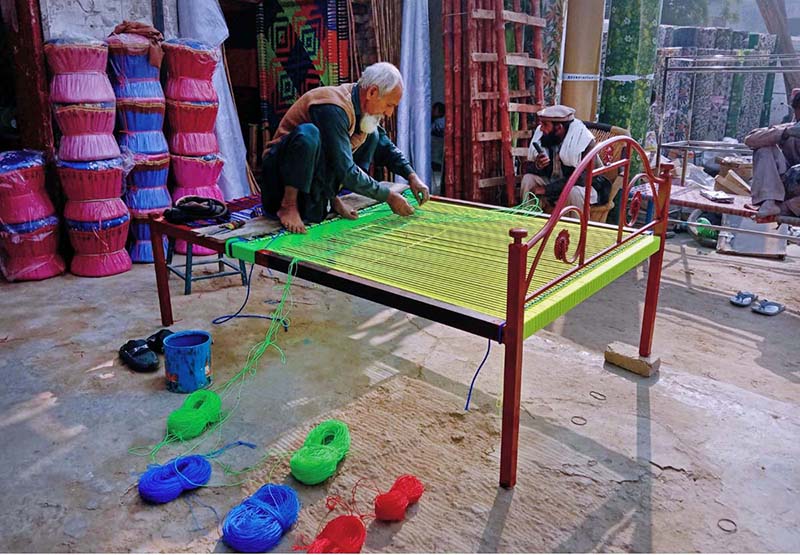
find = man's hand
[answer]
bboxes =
[387,191,415,216]
[534,153,550,170]
[408,173,430,205]
[332,196,358,220]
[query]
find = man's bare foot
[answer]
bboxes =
[277,205,306,233]
[332,196,358,220]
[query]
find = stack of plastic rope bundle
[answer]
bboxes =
[163,38,224,256]
[45,37,131,277]
[0,151,65,282]
[107,32,171,263]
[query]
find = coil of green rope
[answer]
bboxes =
[166,389,223,441]
[290,419,351,485]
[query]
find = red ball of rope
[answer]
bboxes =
[303,515,366,553]
[374,474,425,522]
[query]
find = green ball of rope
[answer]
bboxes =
[167,390,223,441]
[290,419,351,485]
[696,217,718,240]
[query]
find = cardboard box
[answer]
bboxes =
[716,156,753,180]
[714,170,751,196]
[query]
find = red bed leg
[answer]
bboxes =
[639,164,673,357]
[149,216,174,327]
[500,228,529,488]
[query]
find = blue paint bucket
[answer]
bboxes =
[163,330,212,393]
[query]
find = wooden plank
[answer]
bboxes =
[473,89,531,100]
[9,0,54,154]
[472,52,498,62]
[502,10,545,27]
[478,175,523,188]
[477,130,533,141]
[472,8,494,19]
[508,102,541,113]
[494,0,516,206]
[472,8,546,27]
[511,147,529,157]
[505,54,547,69]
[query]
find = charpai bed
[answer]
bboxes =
[149,136,673,488]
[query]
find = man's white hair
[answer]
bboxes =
[358,62,404,96]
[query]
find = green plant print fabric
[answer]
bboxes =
[599,0,663,142]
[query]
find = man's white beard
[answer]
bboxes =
[360,114,382,134]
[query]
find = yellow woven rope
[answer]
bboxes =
[232,197,638,320]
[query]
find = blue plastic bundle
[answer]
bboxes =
[138,455,212,504]
[116,99,167,155]
[107,34,161,81]
[124,187,172,214]
[222,484,300,553]
[112,79,165,100]
[128,218,167,263]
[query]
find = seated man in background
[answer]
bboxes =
[744,89,800,218]
[261,62,430,233]
[521,105,611,210]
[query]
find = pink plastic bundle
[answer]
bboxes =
[56,158,125,202]
[163,38,218,102]
[64,198,131,277]
[0,216,66,282]
[0,150,66,281]
[166,100,219,156]
[44,38,115,103]
[53,102,120,161]
[171,153,224,196]
[0,151,55,224]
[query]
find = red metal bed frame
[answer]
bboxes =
[148,135,672,488]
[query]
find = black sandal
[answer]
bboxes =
[119,339,159,373]
[146,329,174,354]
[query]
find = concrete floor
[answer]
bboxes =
[0,234,798,552]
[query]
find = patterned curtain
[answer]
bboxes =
[257,0,353,136]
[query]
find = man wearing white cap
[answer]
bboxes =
[744,88,800,218]
[521,104,611,210]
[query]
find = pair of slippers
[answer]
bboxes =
[119,329,174,372]
[729,292,785,316]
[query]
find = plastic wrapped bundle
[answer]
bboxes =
[171,153,224,192]
[163,38,218,101]
[113,79,165,100]
[116,99,168,155]
[44,37,114,103]
[107,33,161,81]
[56,158,125,202]
[64,198,131,277]
[0,150,65,281]
[171,155,223,256]
[0,216,65,282]
[53,102,120,161]
[124,153,172,216]
[128,217,167,263]
[0,151,56,225]
[166,100,219,156]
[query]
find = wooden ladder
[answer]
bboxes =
[443,0,546,205]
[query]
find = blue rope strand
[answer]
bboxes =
[211,263,289,330]
[464,338,492,411]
